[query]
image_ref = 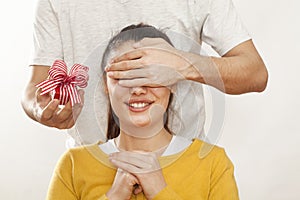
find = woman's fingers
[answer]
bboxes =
[110,158,145,174]
[109,152,167,200]
[109,151,161,174]
[111,152,151,164]
[106,168,141,199]
[133,184,143,195]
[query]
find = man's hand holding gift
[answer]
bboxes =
[35,60,89,129]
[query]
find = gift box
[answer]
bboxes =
[50,84,73,106]
[36,60,89,106]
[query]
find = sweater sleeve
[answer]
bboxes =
[152,185,183,200]
[208,148,239,200]
[46,151,78,200]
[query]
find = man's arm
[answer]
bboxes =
[21,66,83,129]
[185,39,268,94]
[22,65,50,121]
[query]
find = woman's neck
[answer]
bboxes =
[115,128,172,153]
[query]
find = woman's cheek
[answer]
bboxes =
[108,79,124,96]
[150,88,171,106]
[108,81,130,107]
[150,87,170,93]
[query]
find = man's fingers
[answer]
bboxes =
[37,89,85,129]
[65,118,76,129]
[57,113,76,129]
[106,59,143,72]
[72,103,83,120]
[36,88,52,108]
[77,89,85,105]
[57,104,81,129]
[133,37,167,48]
[55,89,84,121]
[118,78,157,88]
[40,99,60,121]
[69,89,85,124]
[56,101,73,120]
[107,68,149,80]
[110,49,145,63]
[55,100,83,129]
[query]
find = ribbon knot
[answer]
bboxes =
[36,60,89,106]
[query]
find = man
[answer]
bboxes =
[22,0,268,144]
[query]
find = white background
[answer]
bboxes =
[0,0,299,199]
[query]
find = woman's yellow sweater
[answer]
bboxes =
[46,139,239,200]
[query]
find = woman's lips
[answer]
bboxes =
[125,99,154,112]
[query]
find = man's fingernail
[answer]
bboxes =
[107,72,114,77]
[105,65,110,71]
[49,100,59,109]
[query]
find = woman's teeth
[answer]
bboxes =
[129,102,150,108]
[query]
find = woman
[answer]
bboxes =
[47,24,239,200]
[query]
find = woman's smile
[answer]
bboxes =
[125,98,155,112]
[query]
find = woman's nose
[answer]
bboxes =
[130,86,147,95]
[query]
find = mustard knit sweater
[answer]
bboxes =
[46,139,239,200]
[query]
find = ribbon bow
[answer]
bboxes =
[36,60,89,106]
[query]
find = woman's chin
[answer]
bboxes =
[131,117,151,127]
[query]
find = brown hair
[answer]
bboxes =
[101,23,174,140]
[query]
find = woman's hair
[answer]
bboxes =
[101,23,174,140]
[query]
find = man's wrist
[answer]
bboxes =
[180,51,204,83]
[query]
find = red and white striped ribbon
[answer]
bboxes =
[36,60,89,106]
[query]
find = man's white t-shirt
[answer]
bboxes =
[30,0,250,145]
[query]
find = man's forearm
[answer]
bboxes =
[21,83,38,121]
[182,41,268,94]
[210,55,267,94]
[21,65,50,122]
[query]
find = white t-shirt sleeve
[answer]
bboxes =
[30,0,63,66]
[201,0,251,56]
